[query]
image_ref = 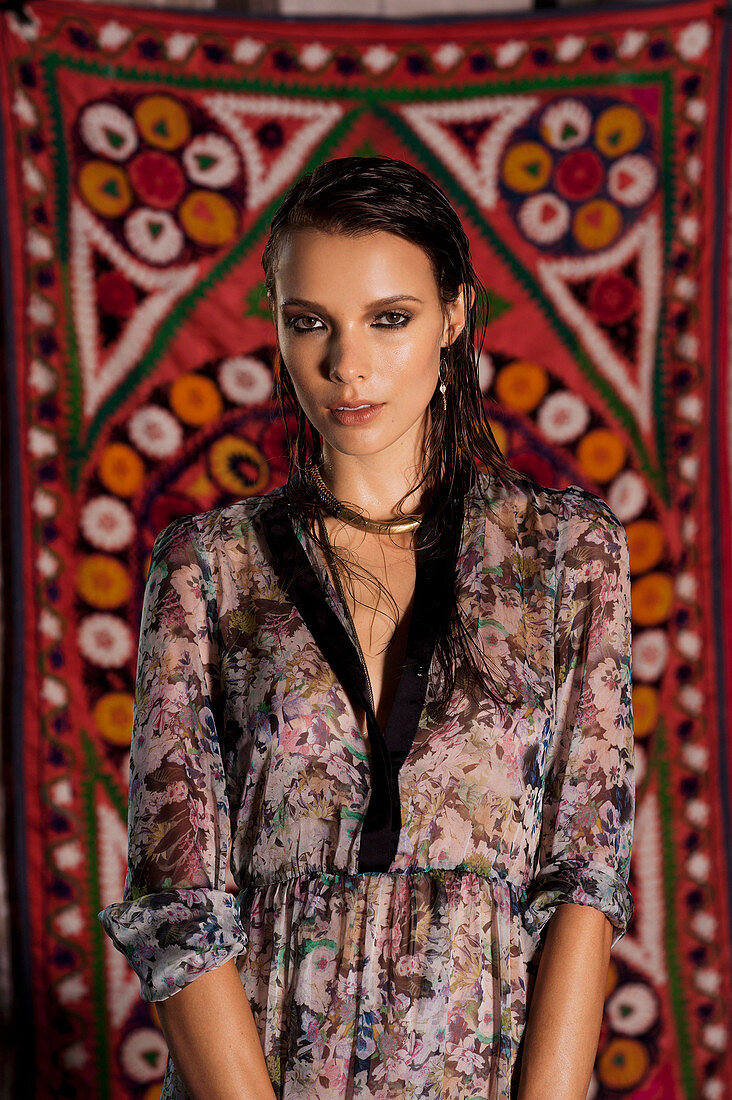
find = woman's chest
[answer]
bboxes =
[218,503,557,739]
[220,563,554,799]
[221,598,553,876]
[327,542,418,737]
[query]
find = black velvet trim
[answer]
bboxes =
[255,485,465,871]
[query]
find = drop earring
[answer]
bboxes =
[438,353,448,413]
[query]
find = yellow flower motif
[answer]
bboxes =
[208,435,269,496]
[572,198,622,250]
[94,691,134,746]
[179,189,238,246]
[594,104,644,158]
[597,1035,650,1089]
[632,684,658,739]
[134,94,191,151]
[78,160,133,218]
[76,554,131,609]
[501,141,553,193]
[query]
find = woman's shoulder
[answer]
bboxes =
[150,485,287,561]
[555,481,626,541]
[474,467,625,555]
[477,465,622,526]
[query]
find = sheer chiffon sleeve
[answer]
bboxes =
[524,486,636,948]
[97,515,248,1000]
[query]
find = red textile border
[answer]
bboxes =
[0,1,730,1096]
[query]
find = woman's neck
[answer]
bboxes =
[320,425,430,523]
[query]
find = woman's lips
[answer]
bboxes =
[329,403,385,426]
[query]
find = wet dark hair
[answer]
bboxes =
[261,155,526,721]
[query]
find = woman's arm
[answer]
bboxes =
[519,489,636,1095]
[155,959,276,1100]
[97,519,263,1086]
[516,903,613,1100]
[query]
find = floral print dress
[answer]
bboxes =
[98,468,635,1100]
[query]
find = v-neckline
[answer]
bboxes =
[313,507,417,729]
[255,482,467,872]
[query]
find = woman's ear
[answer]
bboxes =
[443,284,474,345]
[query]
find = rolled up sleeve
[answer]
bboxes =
[98,516,248,1000]
[524,486,636,949]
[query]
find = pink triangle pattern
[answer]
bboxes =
[536,213,662,432]
[613,789,668,987]
[399,95,540,210]
[97,801,141,1032]
[202,95,344,211]
[70,202,199,421]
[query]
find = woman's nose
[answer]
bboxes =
[330,363,363,385]
[328,353,367,384]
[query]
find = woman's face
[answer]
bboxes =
[271,228,470,463]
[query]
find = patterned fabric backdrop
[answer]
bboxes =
[0,0,730,1096]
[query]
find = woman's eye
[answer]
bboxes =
[287,316,323,333]
[375,310,411,327]
[286,310,411,334]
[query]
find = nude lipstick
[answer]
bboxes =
[329,403,385,426]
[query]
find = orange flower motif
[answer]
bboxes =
[494,360,549,412]
[98,442,146,497]
[576,428,627,482]
[169,372,223,426]
[630,571,674,626]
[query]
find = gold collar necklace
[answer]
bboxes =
[306,462,422,535]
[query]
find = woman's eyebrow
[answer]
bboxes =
[280,294,423,311]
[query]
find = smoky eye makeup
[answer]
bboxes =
[284,309,413,333]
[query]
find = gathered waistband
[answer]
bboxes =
[242,860,529,910]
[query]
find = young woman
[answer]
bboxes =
[99,156,635,1100]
